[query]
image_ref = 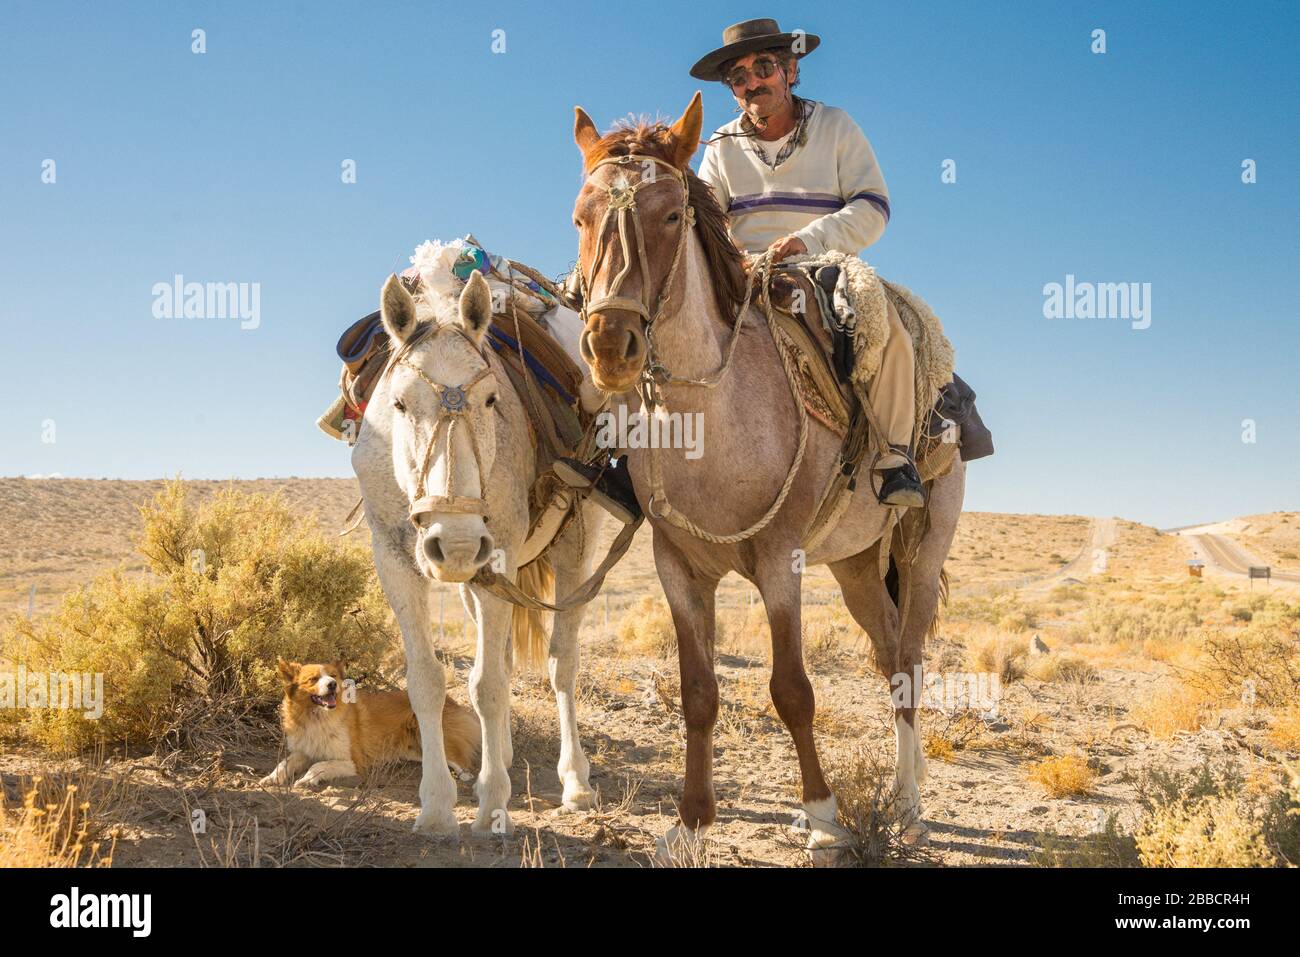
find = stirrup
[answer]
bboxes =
[872,445,926,509]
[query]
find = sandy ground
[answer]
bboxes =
[1,478,1295,867]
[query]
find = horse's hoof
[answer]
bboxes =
[471,809,515,836]
[901,821,930,847]
[560,787,597,812]
[654,823,708,866]
[412,810,460,838]
[807,841,848,868]
[802,798,851,867]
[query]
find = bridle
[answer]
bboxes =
[390,328,498,529]
[571,150,805,546]
[573,150,768,394]
[573,153,696,379]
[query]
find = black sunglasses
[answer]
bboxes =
[724,57,784,89]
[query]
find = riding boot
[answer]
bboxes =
[553,455,642,525]
[876,444,926,509]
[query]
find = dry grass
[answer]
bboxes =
[1025,652,1099,684]
[1026,754,1097,798]
[944,513,1091,586]
[1131,680,1213,739]
[7,481,1299,869]
[961,625,1027,684]
[616,596,677,659]
[0,768,122,868]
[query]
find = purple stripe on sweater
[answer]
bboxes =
[731,203,842,217]
[727,191,892,221]
[729,196,845,213]
[849,191,891,221]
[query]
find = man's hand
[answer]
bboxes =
[767,235,807,262]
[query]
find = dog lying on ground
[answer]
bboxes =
[259,659,479,789]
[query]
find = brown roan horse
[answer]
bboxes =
[571,92,967,862]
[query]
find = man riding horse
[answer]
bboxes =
[556,17,931,517]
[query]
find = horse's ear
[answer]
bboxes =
[458,271,493,344]
[380,274,418,343]
[668,90,704,169]
[574,106,601,160]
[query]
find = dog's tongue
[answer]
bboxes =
[315,691,338,708]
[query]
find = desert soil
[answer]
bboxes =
[1,478,1294,867]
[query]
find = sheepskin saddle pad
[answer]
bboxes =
[757,255,959,481]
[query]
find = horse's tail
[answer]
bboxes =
[511,555,554,671]
[927,566,950,643]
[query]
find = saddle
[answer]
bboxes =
[320,277,592,474]
[760,265,991,485]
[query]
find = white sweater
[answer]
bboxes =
[698,101,890,257]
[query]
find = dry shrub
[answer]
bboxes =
[1131,679,1212,739]
[923,734,954,761]
[0,480,396,753]
[1191,621,1300,708]
[1269,706,1300,753]
[1134,761,1298,867]
[1075,599,1201,647]
[1038,759,1300,868]
[1136,797,1273,866]
[801,604,856,670]
[1047,583,1087,605]
[616,596,677,659]
[923,709,986,758]
[823,744,934,867]
[1027,754,1096,798]
[962,626,1026,684]
[1026,652,1098,684]
[997,610,1035,634]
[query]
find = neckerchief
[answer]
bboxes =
[741,96,815,169]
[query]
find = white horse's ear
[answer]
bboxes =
[459,272,493,344]
[380,274,418,343]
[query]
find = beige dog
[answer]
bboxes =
[260,660,479,788]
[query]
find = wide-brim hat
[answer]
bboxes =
[689,18,821,82]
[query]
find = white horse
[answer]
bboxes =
[351,272,605,835]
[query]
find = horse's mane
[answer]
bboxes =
[585,118,749,324]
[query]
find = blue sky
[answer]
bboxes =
[1,1,1296,528]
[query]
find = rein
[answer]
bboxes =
[380,317,644,614]
[576,152,812,546]
[391,329,498,529]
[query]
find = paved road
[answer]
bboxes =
[1189,533,1300,584]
